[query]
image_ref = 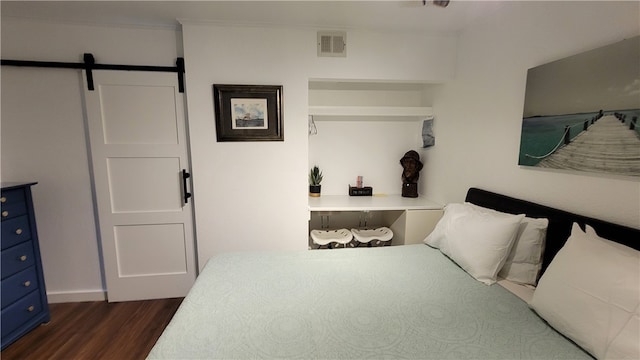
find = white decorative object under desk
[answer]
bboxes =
[308,195,443,246]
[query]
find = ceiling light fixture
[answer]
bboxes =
[423,0,450,7]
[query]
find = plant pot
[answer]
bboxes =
[309,185,321,197]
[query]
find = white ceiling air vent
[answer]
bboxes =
[317,31,346,57]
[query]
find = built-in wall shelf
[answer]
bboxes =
[308,79,436,121]
[309,105,433,120]
[308,78,436,196]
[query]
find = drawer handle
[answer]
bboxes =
[27,305,35,312]
[24,280,31,287]
[20,255,28,261]
[16,228,23,235]
[0,196,6,203]
[2,210,8,218]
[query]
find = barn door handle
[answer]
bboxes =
[182,169,192,204]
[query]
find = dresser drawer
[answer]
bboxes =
[1,216,31,250]
[1,266,39,308]
[1,202,27,221]
[0,189,25,207]
[1,242,35,280]
[0,291,42,338]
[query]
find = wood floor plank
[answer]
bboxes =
[1,298,182,360]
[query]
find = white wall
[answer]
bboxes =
[425,1,640,229]
[309,119,423,195]
[1,16,456,298]
[4,1,638,302]
[181,22,456,267]
[1,19,181,301]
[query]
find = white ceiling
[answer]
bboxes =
[0,1,504,33]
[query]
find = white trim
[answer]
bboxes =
[47,290,107,304]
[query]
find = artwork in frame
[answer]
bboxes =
[213,84,283,141]
[518,36,640,177]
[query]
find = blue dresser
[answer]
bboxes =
[1,182,50,350]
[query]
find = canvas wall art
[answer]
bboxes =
[519,36,639,177]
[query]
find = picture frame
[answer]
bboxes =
[213,84,284,142]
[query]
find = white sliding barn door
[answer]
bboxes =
[83,70,196,302]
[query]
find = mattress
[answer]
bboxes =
[148,244,591,359]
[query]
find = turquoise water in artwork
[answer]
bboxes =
[518,109,640,166]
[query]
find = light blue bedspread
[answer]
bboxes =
[148,245,591,359]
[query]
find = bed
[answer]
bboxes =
[148,188,639,359]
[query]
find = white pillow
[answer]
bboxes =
[530,223,640,360]
[498,217,548,285]
[466,203,548,285]
[424,203,524,285]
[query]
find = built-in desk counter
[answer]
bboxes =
[308,195,444,245]
[308,194,441,212]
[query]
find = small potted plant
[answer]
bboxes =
[309,166,323,197]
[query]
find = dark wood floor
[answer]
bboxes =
[1,298,182,360]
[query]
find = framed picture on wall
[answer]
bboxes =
[213,84,284,141]
[518,36,639,177]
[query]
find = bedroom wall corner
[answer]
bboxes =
[426,1,640,229]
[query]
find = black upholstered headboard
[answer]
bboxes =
[465,188,640,274]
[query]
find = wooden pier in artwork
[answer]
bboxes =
[535,114,640,176]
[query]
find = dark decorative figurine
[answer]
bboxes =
[400,150,423,198]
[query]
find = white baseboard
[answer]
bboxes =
[47,289,107,303]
